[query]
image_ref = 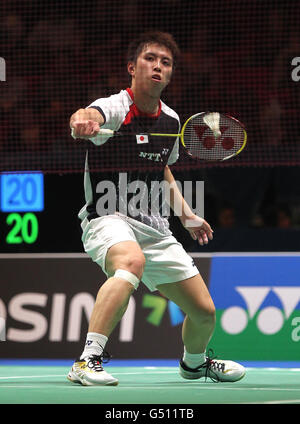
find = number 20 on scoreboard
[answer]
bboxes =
[0,172,44,245]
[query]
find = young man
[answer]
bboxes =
[68,31,245,386]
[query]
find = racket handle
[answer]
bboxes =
[71,127,114,139]
[98,128,115,135]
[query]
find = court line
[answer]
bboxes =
[0,375,65,380]
[109,387,300,391]
[1,368,300,381]
[0,371,181,381]
[0,381,300,393]
[1,386,300,393]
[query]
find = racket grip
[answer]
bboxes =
[98,129,115,135]
[71,127,114,139]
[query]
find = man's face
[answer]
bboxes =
[129,43,174,95]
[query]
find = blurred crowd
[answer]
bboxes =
[0,0,300,228]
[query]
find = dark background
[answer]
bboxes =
[1,0,300,253]
[1,171,300,253]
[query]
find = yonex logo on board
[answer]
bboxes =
[209,256,300,353]
[221,286,300,337]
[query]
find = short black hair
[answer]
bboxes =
[127,31,180,68]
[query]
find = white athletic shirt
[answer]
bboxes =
[78,88,180,234]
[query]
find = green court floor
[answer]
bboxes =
[0,365,300,404]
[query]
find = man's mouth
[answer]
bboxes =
[152,74,161,81]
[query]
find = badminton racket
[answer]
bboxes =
[71,112,247,161]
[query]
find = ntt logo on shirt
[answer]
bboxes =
[139,151,163,162]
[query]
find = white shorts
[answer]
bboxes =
[80,214,199,292]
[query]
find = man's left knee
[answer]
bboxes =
[193,303,216,326]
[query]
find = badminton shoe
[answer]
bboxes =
[67,354,118,386]
[179,350,245,382]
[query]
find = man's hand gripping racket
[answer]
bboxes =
[71,120,100,139]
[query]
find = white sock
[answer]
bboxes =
[80,332,108,360]
[183,347,206,369]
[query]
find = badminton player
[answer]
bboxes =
[68,31,245,386]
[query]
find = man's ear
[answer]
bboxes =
[127,62,135,76]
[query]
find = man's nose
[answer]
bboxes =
[153,60,162,71]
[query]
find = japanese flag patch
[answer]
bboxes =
[136,134,149,144]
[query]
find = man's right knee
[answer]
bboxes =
[106,242,145,272]
[120,255,145,279]
[106,249,146,289]
[106,244,145,276]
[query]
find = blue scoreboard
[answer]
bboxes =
[0,172,44,245]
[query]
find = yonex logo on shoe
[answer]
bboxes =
[220,286,300,336]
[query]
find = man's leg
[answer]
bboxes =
[157,273,216,354]
[87,240,145,337]
[157,274,245,382]
[68,240,145,386]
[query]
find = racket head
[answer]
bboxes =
[181,112,247,161]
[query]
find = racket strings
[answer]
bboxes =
[183,114,245,161]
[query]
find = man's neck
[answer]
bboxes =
[130,87,160,115]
